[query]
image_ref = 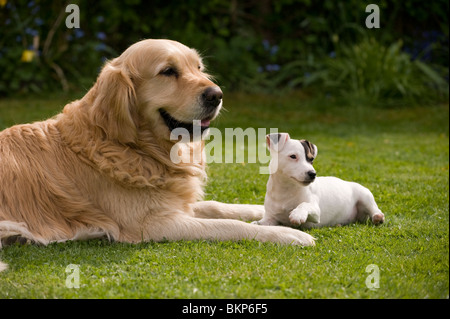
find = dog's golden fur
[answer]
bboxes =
[0,39,314,271]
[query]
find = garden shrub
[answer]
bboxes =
[278,38,448,106]
[0,0,448,105]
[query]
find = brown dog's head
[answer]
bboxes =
[89,39,222,144]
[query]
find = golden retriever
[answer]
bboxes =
[0,39,314,271]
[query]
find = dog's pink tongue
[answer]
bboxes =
[201,119,211,127]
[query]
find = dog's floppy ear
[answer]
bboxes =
[266,133,289,152]
[300,139,318,162]
[89,62,138,145]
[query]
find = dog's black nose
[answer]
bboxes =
[202,86,223,109]
[307,171,317,180]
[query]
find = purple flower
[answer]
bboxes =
[25,28,39,36]
[31,5,40,14]
[270,45,279,56]
[74,29,84,38]
[34,18,44,26]
[265,64,280,72]
[96,32,107,40]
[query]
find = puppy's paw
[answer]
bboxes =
[289,208,308,225]
[372,212,385,225]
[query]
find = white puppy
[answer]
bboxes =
[254,133,385,228]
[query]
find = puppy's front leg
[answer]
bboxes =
[289,202,320,225]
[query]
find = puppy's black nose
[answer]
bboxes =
[202,86,223,109]
[307,171,317,180]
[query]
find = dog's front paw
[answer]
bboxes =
[253,225,315,246]
[289,208,308,225]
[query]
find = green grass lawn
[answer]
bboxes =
[0,92,448,299]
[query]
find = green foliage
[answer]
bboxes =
[279,38,449,106]
[0,0,448,106]
[0,0,116,95]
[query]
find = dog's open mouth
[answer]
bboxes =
[159,109,211,135]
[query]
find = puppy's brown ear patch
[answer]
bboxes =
[300,140,317,163]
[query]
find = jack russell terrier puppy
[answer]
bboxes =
[254,133,385,228]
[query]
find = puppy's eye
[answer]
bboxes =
[289,154,297,159]
[160,67,178,77]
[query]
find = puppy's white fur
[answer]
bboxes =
[255,133,385,228]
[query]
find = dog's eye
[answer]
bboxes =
[289,154,297,159]
[160,67,178,77]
